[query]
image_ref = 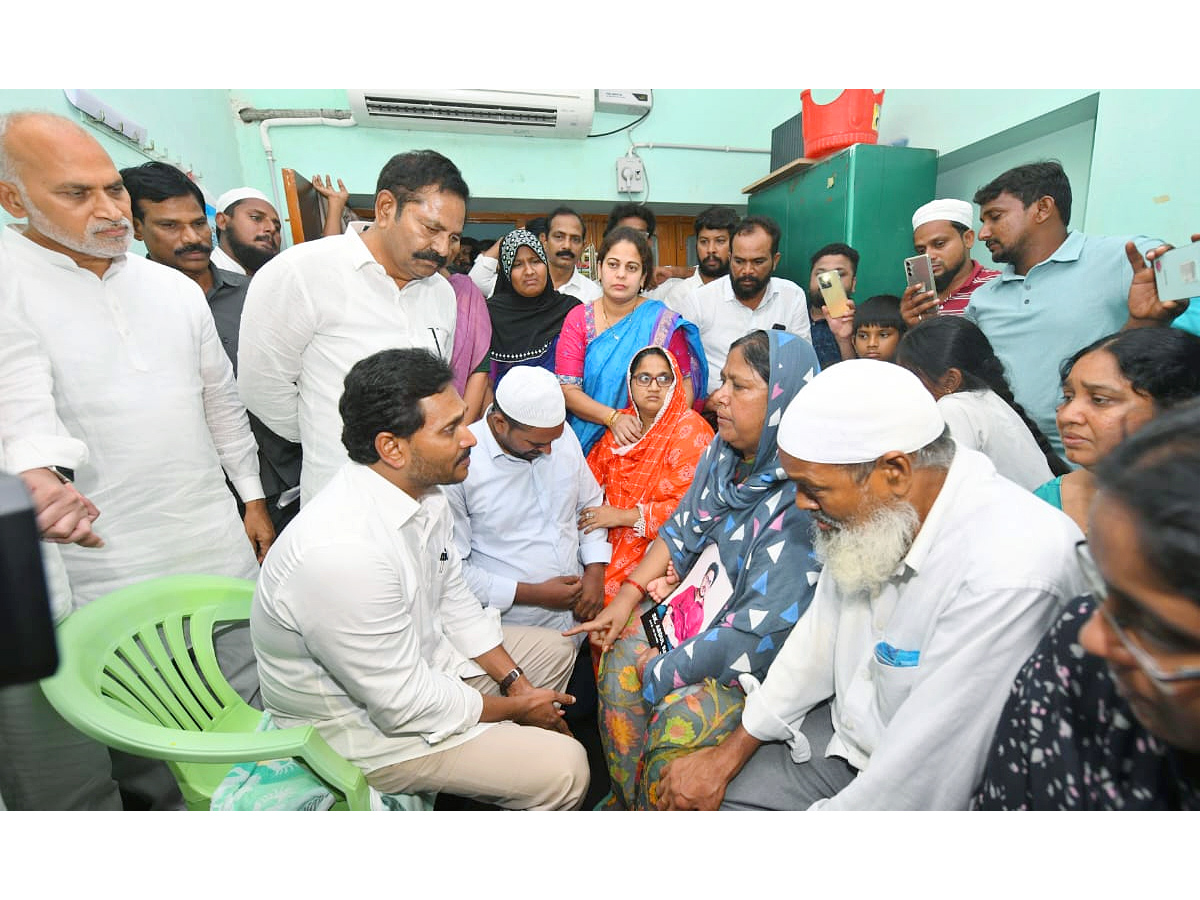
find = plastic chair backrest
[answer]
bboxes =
[42,574,374,810]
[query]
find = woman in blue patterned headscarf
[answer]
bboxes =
[568,328,822,809]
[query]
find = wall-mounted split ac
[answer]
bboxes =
[346,89,595,139]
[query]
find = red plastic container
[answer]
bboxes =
[801,89,885,159]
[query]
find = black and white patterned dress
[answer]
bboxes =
[974,596,1200,810]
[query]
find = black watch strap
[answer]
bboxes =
[498,666,524,696]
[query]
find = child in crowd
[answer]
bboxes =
[852,295,906,362]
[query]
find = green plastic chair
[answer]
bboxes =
[41,574,385,811]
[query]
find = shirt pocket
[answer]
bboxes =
[870,642,921,722]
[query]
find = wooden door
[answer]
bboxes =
[281,169,321,245]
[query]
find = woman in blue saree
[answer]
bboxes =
[555,226,707,455]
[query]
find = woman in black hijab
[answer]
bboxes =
[487,228,581,388]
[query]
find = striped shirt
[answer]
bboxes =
[939,260,1000,316]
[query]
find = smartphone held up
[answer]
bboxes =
[817,270,852,318]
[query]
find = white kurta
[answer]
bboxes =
[442,417,611,637]
[237,228,457,504]
[0,264,88,623]
[739,447,1087,810]
[647,267,704,305]
[0,226,262,608]
[252,463,505,772]
[669,275,813,390]
[936,390,1053,491]
[210,244,247,276]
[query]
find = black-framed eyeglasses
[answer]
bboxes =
[1075,540,1200,687]
[633,373,674,387]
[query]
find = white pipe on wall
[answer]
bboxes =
[256,117,357,229]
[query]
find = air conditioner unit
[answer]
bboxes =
[346,89,595,139]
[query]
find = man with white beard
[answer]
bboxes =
[0,111,268,808]
[655,359,1087,810]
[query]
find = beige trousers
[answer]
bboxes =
[366,625,589,810]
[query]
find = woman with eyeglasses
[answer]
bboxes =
[580,346,714,611]
[1034,327,1200,533]
[975,401,1200,809]
[555,226,707,455]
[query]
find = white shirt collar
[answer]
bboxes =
[718,274,779,309]
[2,224,128,278]
[344,461,422,531]
[902,444,991,575]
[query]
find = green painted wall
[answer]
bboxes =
[1088,90,1200,243]
[224,88,800,215]
[877,88,1200,244]
[0,88,244,227]
[3,88,1198,252]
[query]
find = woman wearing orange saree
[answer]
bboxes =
[580,346,714,607]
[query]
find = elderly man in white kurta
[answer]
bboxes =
[238,150,469,505]
[656,360,1087,810]
[0,279,124,811]
[0,112,269,707]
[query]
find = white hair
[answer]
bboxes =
[0,113,18,184]
[0,111,44,186]
[812,500,921,598]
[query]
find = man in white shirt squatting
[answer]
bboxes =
[238,149,467,504]
[444,365,611,643]
[251,349,589,809]
[656,359,1087,810]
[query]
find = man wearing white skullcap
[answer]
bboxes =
[657,359,1087,810]
[901,197,998,324]
[212,186,281,276]
[444,365,611,644]
[252,349,589,809]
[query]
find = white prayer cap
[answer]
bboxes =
[777,359,944,464]
[217,187,272,213]
[912,198,974,231]
[494,366,565,428]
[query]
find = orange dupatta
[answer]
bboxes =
[586,347,715,605]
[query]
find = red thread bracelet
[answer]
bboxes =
[623,577,648,597]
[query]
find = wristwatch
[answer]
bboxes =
[498,666,525,696]
[46,466,74,483]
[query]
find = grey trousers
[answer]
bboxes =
[0,618,259,811]
[721,699,858,810]
[0,682,122,810]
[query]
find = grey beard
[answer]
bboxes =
[812,501,921,598]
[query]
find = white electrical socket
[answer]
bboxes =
[616,154,644,193]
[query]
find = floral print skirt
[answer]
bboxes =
[598,602,745,810]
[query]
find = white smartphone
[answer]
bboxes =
[904,253,937,296]
[1153,241,1200,302]
[817,270,851,318]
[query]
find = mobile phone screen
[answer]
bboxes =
[904,254,936,296]
[818,271,851,318]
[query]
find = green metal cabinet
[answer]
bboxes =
[748,144,938,301]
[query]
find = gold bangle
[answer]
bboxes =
[606,409,620,428]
